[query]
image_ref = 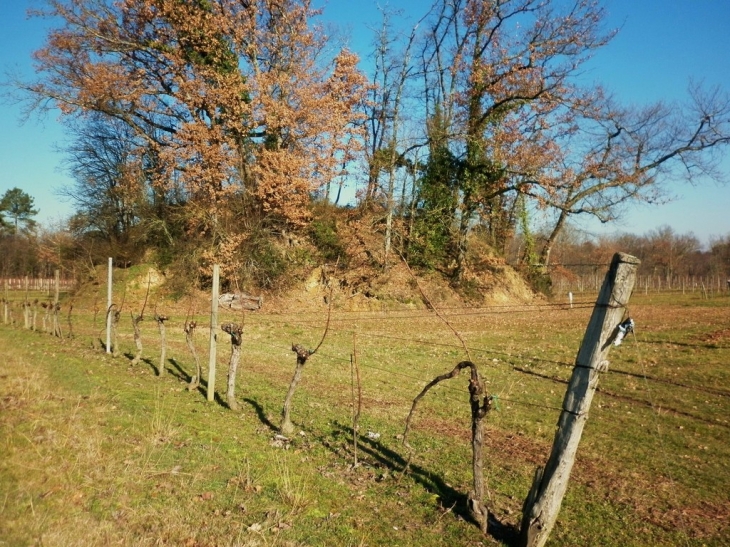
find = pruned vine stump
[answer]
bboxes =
[281,344,312,435]
[221,322,243,411]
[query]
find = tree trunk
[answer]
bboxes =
[467,368,491,534]
[106,257,113,353]
[384,202,394,269]
[52,304,63,338]
[111,310,120,357]
[519,252,640,547]
[52,270,61,337]
[23,301,30,329]
[3,280,8,324]
[66,303,74,338]
[402,361,492,533]
[540,209,569,269]
[41,302,49,332]
[453,205,472,282]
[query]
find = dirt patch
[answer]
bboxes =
[698,327,730,344]
[406,414,730,540]
[262,208,537,314]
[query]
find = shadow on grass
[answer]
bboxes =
[242,397,279,432]
[168,358,191,383]
[120,351,164,376]
[515,367,730,429]
[239,402,519,543]
[639,338,725,350]
[165,358,215,401]
[328,422,520,545]
[141,357,157,375]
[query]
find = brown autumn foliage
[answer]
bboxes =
[14,0,730,298]
[25,0,368,276]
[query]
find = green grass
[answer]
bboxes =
[1,286,729,546]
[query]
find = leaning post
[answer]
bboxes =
[520,252,640,547]
[207,264,220,402]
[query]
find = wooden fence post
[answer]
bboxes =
[23,276,29,329]
[52,270,62,337]
[106,258,113,353]
[207,264,220,403]
[3,279,8,324]
[519,252,640,547]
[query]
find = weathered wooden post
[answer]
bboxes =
[3,279,8,324]
[207,265,220,403]
[519,252,640,547]
[52,270,62,337]
[23,276,30,329]
[106,258,113,353]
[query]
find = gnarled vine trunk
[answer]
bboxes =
[185,321,202,391]
[221,322,243,411]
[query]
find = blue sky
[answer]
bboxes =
[1,0,729,245]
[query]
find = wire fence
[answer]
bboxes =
[552,272,730,296]
[3,268,728,547]
[2,283,727,432]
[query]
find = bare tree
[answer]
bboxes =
[533,85,730,268]
[418,0,614,279]
[363,7,428,266]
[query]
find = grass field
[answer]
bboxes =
[1,280,729,546]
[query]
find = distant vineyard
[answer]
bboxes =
[1,277,75,292]
[551,271,729,296]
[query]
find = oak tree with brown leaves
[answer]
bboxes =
[24,0,368,276]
